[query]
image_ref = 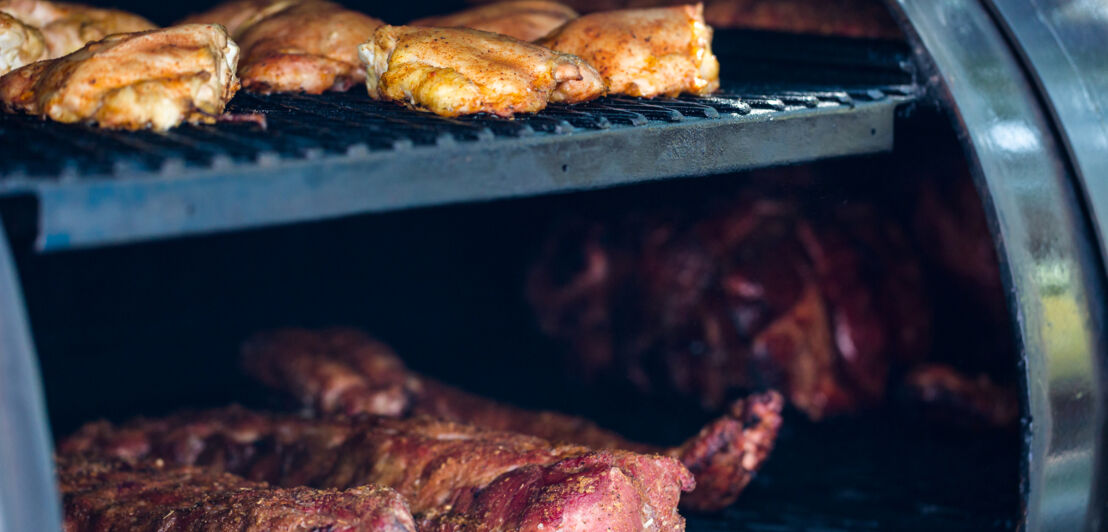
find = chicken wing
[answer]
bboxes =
[242,328,783,511]
[0,12,45,75]
[0,24,240,130]
[537,4,719,97]
[0,0,155,57]
[180,0,383,93]
[359,25,605,117]
[410,1,577,42]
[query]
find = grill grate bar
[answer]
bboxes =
[0,84,910,181]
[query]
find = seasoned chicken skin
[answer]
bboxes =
[410,0,577,42]
[0,0,155,57]
[538,4,719,97]
[359,25,604,117]
[180,0,383,93]
[0,24,240,130]
[177,0,298,37]
[0,12,45,75]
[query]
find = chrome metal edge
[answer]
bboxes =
[0,218,61,532]
[981,3,1108,526]
[889,1,1106,530]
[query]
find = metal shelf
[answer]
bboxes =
[0,85,913,251]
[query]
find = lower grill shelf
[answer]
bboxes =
[0,84,911,251]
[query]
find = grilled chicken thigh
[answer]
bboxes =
[0,12,45,74]
[410,0,577,42]
[0,24,239,130]
[537,4,719,97]
[177,0,298,37]
[63,408,695,532]
[359,25,604,117]
[180,0,382,93]
[0,0,155,57]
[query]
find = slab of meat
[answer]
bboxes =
[179,0,383,93]
[58,455,416,532]
[0,24,240,130]
[527,181,931,421]
[536,4,719,98]
[241,328,782,511]
[358,25,604,117]
[61,407,694,531]
[410,1,577,42]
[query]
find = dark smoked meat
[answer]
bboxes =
[241,328,783,511]
[527,192,930,421]
[57,455,416,532]
[902,363,1019,429]
[60,407,695,531]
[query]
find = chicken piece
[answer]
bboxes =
[241,328,782,511]
[177,0,299,37]
[180,0,382,93]
[358,25,605,117]
[466,0,902,39]
[410,1,577,42]
[0,24,240,130]
[61,407,695,532]
[58,455,416,532]
[0,0,155,58]
[0,12,45,75]
[537,4,719,98]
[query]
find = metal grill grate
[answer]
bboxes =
[0,86,909,179]
[0,83,913,250]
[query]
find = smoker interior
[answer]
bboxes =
[0,7,1027,530]
[9,107,1022,530]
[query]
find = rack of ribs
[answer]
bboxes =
[58,454,416,532]
[240,328,782,511]
[60,407,695,531]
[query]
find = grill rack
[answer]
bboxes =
[0,86,908,178]
[0,84,912,250]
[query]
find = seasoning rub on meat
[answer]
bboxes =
[59,455,416,532]
[62,407,696,531]
[241,328,782,511]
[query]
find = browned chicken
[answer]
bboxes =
[468,0,902,39]
[0,24,240,130]
[0,12,45,75]
[62,408,695,531]
[410,1,578,42]
[177,0,298,36]
[537,4,719,98]
[359,25,605,117]
[180,0,382,93]
[242,328,782,511]
[59,455,417,532]
[0,0,155,58]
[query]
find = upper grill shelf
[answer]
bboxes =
[0,31,916,251]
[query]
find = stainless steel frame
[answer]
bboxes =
[891,0,1107,530]
[0,219,61,532]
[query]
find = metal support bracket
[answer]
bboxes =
[0,217,60,532]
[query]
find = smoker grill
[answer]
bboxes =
[0,0,1104,531]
